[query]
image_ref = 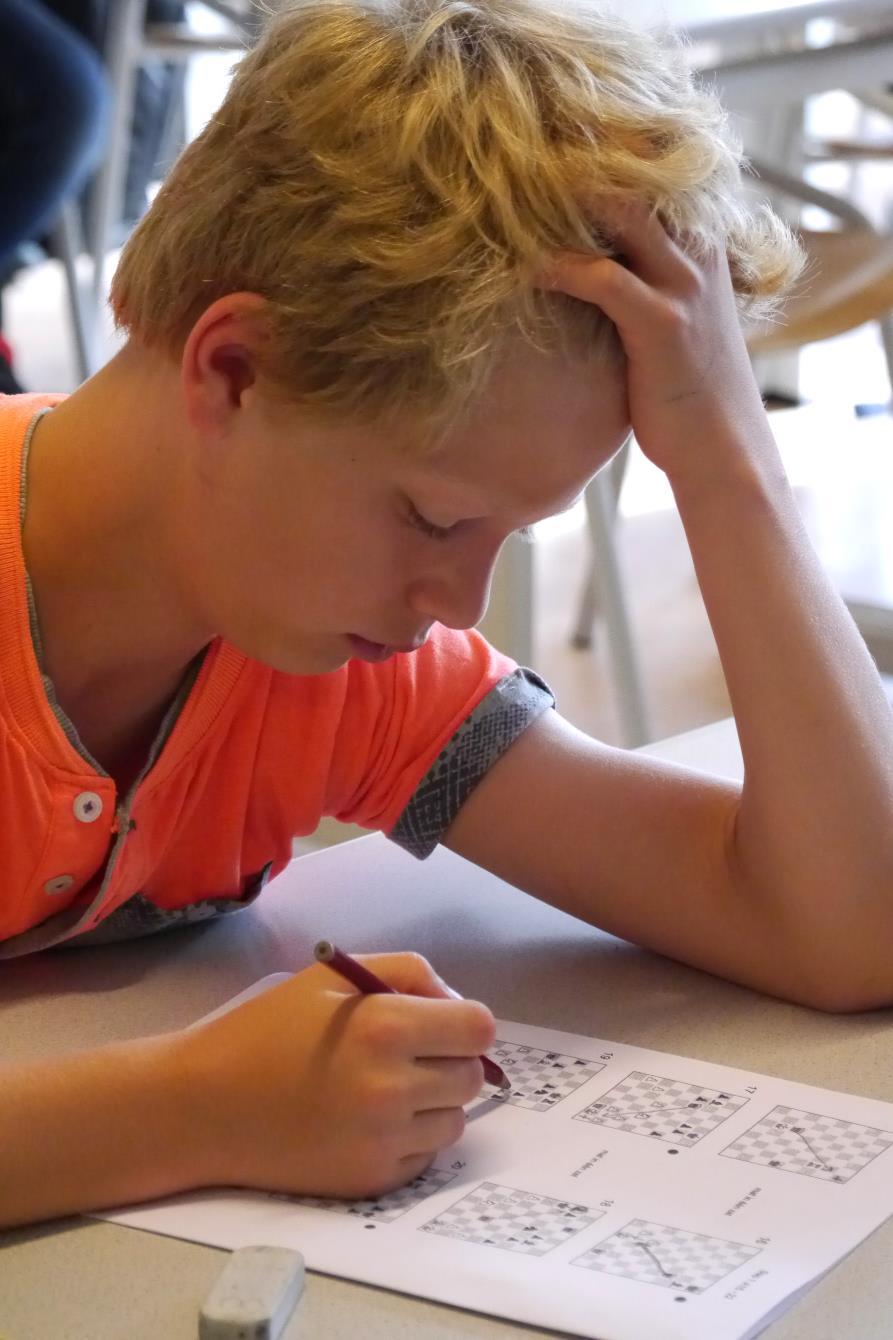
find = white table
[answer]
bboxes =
[4,717,893,1339]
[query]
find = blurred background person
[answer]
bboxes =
[44,1,187,239]
[0,0,109,393]
[1,0,188,393]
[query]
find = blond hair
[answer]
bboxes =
[111,0,802,426]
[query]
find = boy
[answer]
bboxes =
[3,0,893,1229]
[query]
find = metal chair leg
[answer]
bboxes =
[88,0,147,304]
[571,435,632,649]
[879,315,893,398]
[571,439,630,650]
[580,446,652,747]
[50,203,98,384]
[571,564,600,651]
[155,63,188,178]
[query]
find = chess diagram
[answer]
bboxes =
[419,1181,604,1256]
[573,1070,749,1146]
[296,1168,457,1222]
[488,1041,604,1112]
[720,1104,893,1184]
[574,1218,761,1294]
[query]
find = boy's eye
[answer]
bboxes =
[407,501,455,541]
[405,499,535,544]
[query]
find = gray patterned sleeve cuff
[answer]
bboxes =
[388,667,556,860]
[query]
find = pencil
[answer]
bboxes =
[314,940,510,1092]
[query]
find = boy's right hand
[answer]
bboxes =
[178,953,495,1200]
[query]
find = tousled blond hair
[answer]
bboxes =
[111,0,802,426]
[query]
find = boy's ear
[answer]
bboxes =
[181,292,271,434]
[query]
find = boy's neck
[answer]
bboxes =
[21,348,213,755]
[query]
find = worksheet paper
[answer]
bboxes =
[95,974,893,1340]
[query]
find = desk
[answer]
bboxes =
[3,717,893,1338]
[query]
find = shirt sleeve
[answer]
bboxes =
[389,663,554,858]
[323,625,555,855]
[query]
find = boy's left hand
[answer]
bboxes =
[541,205,776,485]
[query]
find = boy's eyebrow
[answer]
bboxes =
[413,481,587,528]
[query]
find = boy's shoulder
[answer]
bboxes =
[0,391,67,465]
[0,391,67,421]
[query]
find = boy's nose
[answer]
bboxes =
[407,549,500,633]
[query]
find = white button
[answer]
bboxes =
[44,874,75,896]
[73,791,103,823]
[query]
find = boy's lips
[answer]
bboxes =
[346,634,422,662]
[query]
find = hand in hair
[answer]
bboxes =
[541,205,773,487]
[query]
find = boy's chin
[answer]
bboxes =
[232,631,352,677]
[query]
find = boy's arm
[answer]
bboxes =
[447,509,890,1013]
[0,957,492,1229]
[0,1034,210,1229]
[444,210,893,1013]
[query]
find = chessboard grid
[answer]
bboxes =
[297,1168,458,1221]
[573,1217,761,1294]
[489,1040,605,1113]
[720,1104,893,1184]
[573,1070,749,1147]
[419,1180,604,1256]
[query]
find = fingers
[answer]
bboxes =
[398,993,497,1059]
[371,1108,467,1197]
[396,1151,439,1187]
[539,204,708,315]
[407,1104,468,1155]
[413,1055,487,1109]
[347,950,459,1000]
[544,254,655,330]
[352,991,496,1061]
[323,952,495,1059]
[595,200,694,289]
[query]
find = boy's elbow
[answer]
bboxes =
[807,981,893,1015]
[760,867,893,1013]
[784,935,893,1014]
[797,985,888,1015]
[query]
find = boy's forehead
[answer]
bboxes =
[283,337,628,518]
[397,420,618,528]
[397,351,629,518]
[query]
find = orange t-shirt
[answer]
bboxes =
[0,394,554,958]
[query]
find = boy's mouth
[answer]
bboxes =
[346,634,398,662]
[343,632,429,664]
[346,633,430,662]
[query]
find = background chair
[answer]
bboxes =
[746,157,893,403]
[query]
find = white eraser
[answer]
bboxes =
[199,1244,305,1340]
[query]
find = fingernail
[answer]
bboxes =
[438,977,465,1000]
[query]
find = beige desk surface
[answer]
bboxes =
[3,718,893,1340]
